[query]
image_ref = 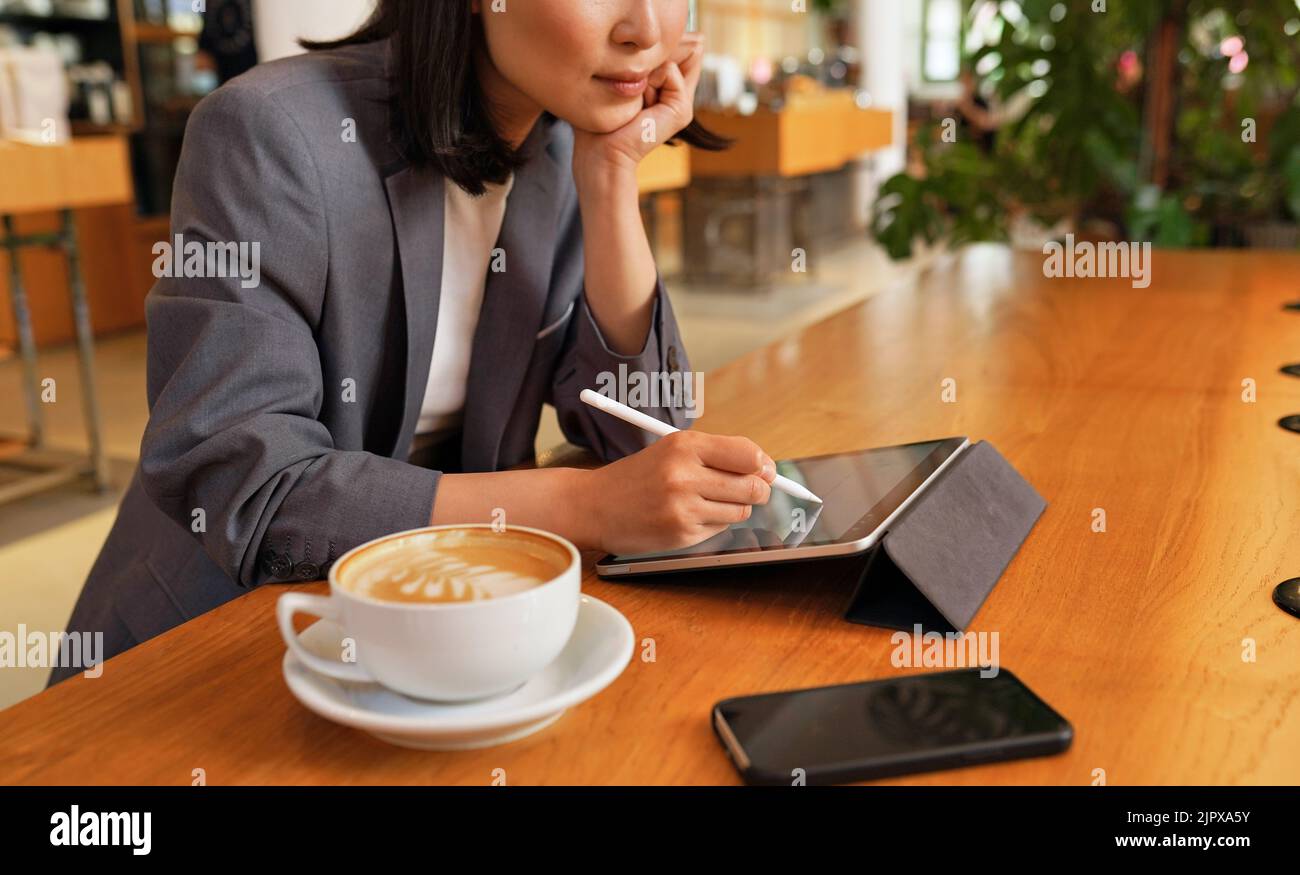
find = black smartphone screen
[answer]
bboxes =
[713,669,1072,785]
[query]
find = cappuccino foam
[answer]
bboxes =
[339,528,569,604]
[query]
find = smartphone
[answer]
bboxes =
[712,668,1072,785]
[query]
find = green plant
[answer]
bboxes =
[1267,109,1300,221]
[810,0,850,15]
[871,0,1300,258]
[871,130,1011,260]
[1282,146,1300,220]
[1126,186,1209,247]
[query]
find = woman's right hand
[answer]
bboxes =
[584,430,777,555]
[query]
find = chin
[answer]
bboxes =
[557,100,643,136]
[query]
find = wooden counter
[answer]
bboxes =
[693,91,893,177]
[0,137,132,214]
[0,136,148,346]
[637,143,692,194]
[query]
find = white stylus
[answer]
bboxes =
[579,389,823,504]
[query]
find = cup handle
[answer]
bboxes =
[276,592,375,683]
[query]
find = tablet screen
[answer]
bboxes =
[610,437,967,562]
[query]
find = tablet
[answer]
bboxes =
[595,437,970,577]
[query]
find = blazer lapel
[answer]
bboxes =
[382,161,446,461]
[459,119,566,472]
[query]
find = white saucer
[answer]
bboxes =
[281,594,634,750]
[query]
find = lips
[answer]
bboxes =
[595,74,650,98]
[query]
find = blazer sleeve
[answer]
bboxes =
[138,83,439,589]
[550,268,695,460]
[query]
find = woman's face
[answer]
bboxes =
[476,0,690,135]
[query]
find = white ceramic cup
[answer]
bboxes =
[276,524,581,702]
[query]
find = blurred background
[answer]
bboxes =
[1,0,1297,706]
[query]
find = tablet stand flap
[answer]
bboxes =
[843,440,1046,633]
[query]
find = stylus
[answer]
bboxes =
[579,389,824,503]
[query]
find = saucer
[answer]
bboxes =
[281,594,634,750]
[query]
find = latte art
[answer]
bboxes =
[370,554,547,602]
[338,528,568,605]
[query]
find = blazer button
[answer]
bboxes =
[269,554,293,579]
[293,561,321,581]
[260,549,280,575]
[667,345,680,373]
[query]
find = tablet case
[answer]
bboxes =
[842,440,1046,633]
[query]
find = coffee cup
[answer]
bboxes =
[276,524,581,702]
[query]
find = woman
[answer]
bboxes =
[50,1,777,684]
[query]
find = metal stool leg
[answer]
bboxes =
[59,209,109,491]
[3,213,45,448]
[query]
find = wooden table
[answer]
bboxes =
[3,246,1299,784]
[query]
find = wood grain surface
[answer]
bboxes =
[2,246,1298,785]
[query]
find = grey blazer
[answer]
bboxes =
[49,41,690,685]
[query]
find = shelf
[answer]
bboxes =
[132,122,189,137]
[132,22,199,43]
[0,12,115,29]
[71,119,140,136]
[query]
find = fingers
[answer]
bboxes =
[654,58,688,110]
[695,497,754,526]
[685,432,774,478]
[662,60,701,133]
[673,33,703,66]
[640,61,690,140]
[675,33,704,90]
[694,466,772,506]
[683,54,703,95]
[639,36,704,143]
[644,432,779,550]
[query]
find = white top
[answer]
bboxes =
[417,175,515,434]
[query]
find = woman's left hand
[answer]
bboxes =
[568,33,704,355]
[572,33,704,181]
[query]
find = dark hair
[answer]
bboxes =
[304,1,729,195]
